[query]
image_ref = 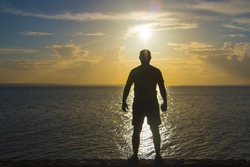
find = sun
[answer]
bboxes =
[140,27,151,41]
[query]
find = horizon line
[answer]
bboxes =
[0,83,250,87]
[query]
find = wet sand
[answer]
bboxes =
[0,159,249,167]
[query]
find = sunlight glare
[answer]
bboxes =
[140,27,151,41]
[140,118,154,158]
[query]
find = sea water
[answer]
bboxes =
[0,86,250,160]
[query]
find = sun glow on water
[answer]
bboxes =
[140,118,155,158]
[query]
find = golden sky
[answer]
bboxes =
[0,0,250,85]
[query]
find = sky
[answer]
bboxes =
[0,0,249,86]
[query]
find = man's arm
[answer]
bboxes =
[122,81,133,112]
[158,82,167,111]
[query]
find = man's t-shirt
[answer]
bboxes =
[126,65,164,100]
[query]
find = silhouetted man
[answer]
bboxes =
[122,49,167,165]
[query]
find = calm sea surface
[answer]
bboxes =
[0,86,250,160]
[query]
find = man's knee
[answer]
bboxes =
[150,125,160,135]
[133,125,142,134]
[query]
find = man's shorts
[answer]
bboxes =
[132,98,161,126]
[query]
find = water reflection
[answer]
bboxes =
[119,88,167,159]
[117,86,184,159]
[1,86,249,160]
[140,118,155,159]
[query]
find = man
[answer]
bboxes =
[122,49,167,165]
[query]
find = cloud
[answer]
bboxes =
[3,8,172,21]
[168,41,250,61]
[123,22,197,39]
[1,8,143,21]
[204,52,250,83]
[182,1,250,32]
[0,60,56,71]
[123,24,155,39]
[0,44,93,71]
[232,17,250,25]
[222,34,245,38]
[88,46,126,84]
[167,42,217,57]
[74,32,107,37]
[3,8,198,29]
[191,0,250,15]
[3,6,215,39]
[48,44,89,60]
[223,42,250,61]
[2,2,249,35]
[21,31,54,36]
[0,45,127,84]
[223,17,250,32]
[84,32,106,37]
[102,45,124,62]
[0,59,94,84]
[222,24,250,32]
[46,44,102,72]
[0,48,39,54]
[167,41,250,84]
[168,42,214,50]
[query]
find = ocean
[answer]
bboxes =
[0,86,250,160]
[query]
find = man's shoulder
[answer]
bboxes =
[130,65,161,74]
[132,65,159,69]
[130,66,141,73]
[147,65,162,75]
[149,65,160,71]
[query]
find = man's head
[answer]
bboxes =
[139,49,151,65]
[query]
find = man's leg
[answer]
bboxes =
[150,124,161,156]
[150,124,164,166]
[132,124,142,156]
[127,124,142,166]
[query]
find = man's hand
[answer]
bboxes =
[161,102,167,112]
[122,102,128,112]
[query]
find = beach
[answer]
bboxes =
[0,159,250,167]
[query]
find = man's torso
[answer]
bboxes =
[128,65,164,100]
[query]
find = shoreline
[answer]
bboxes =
[0,159,249,167]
